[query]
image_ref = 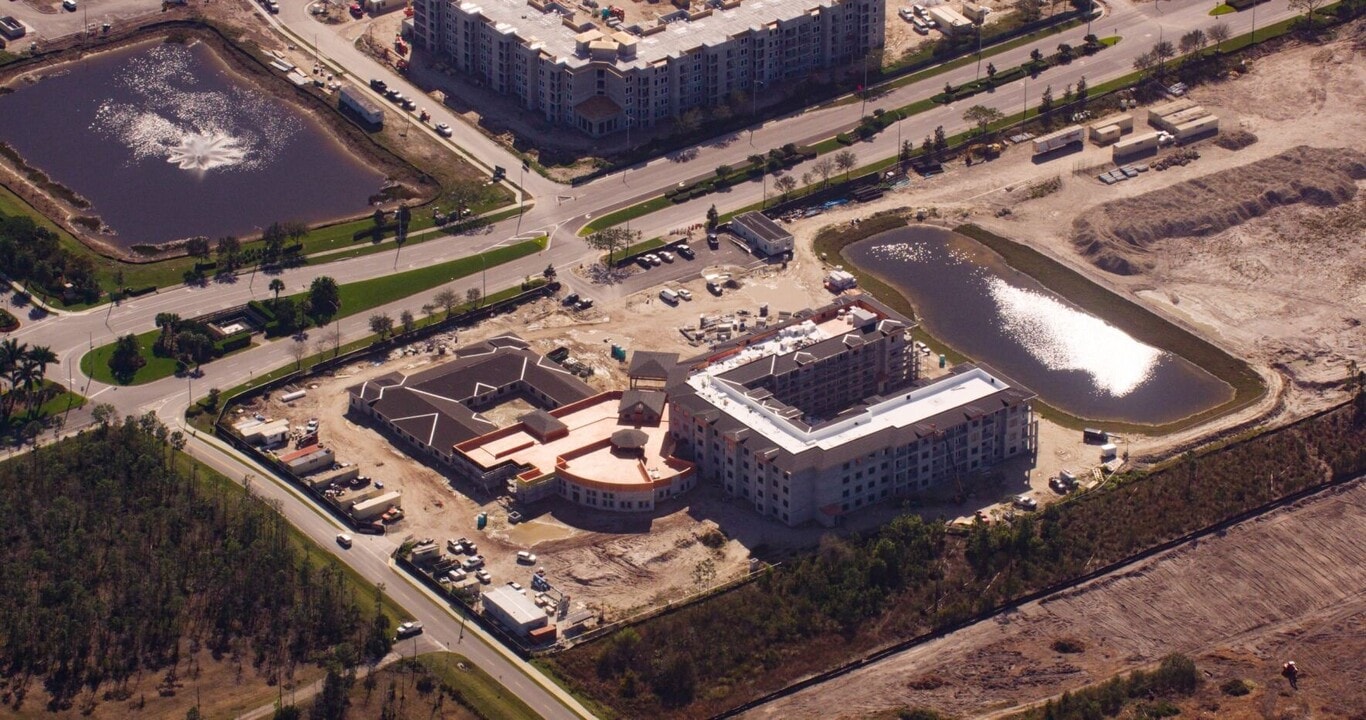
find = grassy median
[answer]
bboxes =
[83,237,547,386]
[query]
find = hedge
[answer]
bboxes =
[248,300,276,322]
[215,331,252,355]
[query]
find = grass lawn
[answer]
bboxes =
[579,195,673,236]
[1210,3,1237,14]
[0,173,516,308]
[417,653,542,720]
[80,328,183,386]
[1,380,89,439]
[298,235,547,319]
[80,327,254,387]
[34,380,88,417]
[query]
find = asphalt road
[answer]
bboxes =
[4,0,1305,715]
[177,424,591,720]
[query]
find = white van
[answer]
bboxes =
[659,288,680,304]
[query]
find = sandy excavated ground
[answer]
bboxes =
[237,228,1091,618]
[799,26,1365,463]
[744,477,1366,720]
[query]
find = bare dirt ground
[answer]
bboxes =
[743,477,1366,720]
[795,24,1366,465]
[240,230,1090,619]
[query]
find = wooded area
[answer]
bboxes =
[549,401,1366,718]
[0,414,392,714]
[0,214,101,304]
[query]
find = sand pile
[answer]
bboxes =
[1072,146,1366,275]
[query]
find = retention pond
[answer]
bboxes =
[0,38,385,249]
[844,226,1233,425]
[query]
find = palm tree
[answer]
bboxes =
[25,346,57,388]
[0,338,23,383]
[269,278,286,303]
[15,357,41,415]
[0,339,27,419]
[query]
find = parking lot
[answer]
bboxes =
[0,0,172,44]
[572,231,773,304]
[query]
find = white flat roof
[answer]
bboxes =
[453,0,840,69]
[687,366,1011,454]
[484,585,543,626]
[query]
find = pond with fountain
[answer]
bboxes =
[0,38,386,250]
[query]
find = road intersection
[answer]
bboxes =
[5,0,1303,715]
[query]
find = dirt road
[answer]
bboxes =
[742,477,1366,720]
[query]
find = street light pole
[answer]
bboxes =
[623,111,632,183]
[975,19,984,81]
[750,79,764,145]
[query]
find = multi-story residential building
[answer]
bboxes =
[667,297,1037,526]
[410,0,884,136]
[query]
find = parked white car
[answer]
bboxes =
[517,551,538,564]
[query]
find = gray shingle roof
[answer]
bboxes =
[346,335,593,454]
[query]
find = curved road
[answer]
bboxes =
[5,0,1304,716]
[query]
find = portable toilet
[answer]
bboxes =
[938,354,947,368]
[611,345,627,361]
[476,512,488,530]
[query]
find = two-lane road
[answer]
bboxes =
[5,0,1306,715]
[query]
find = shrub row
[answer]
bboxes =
[214,331,252,355]
[665,145,816,204]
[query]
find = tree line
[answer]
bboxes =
[0,413,393,713]
[0,214,101,304]
[550,401,1366,718]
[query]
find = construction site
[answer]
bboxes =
[731,20,1365,719]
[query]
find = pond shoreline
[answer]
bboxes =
[827,220,1265,435]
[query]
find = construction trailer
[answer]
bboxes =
[240,418,290,446]
[346,486,386,508]
[351,490,402,521]
[482,585,548,636]
[280,445,335,475]
[1147,100,1219,140]
[339,86,384,127]
[1088,113,1134,145]
[1032,125,1085,155]
[1113,130,1161,160]
[310,465,359,490]
[960,1,989,21]
[927,5,972,34]
[1173,114,1219,141]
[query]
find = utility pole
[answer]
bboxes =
[622,111,632,183]
[974,19,984,81]
[749,79,764,145]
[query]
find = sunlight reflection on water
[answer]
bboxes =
[986,278,1162,397]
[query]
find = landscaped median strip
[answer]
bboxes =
[82,236,547,386]
[580,5,1329,239]
[578,40,1122,237]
